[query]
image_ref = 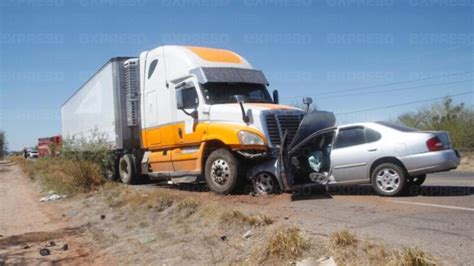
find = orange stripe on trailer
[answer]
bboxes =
[186,46,242,64]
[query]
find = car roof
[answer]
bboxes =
[336,122,378,129]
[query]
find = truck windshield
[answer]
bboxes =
[201,82,273,104]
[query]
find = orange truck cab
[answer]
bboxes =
[61,45,306,194]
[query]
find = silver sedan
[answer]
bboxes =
[250,112,461,196]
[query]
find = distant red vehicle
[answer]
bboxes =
[38,135,62,158]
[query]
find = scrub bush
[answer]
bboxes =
[60,129,115,177]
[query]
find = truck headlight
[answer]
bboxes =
[238,131,264,145]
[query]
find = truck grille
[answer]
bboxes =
[265,114,303,146]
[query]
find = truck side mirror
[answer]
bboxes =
[234,95,249,123]
[176,89,184,109]
[273,89,279,104]
[234,95,245,103]
[303,97,313,105]
[303,97,313,112]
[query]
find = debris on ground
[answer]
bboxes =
[63,210,79,217]
[220,236,227,241]
[296,256,336,266]
[62,244,69,251]
[100,214,106,220]
[39,248,51,256]
[40,193,66,202]
[46,241,56,247]
[243,230,253,239]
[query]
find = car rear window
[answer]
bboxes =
[376,121,418,132]
[366,128,382,142]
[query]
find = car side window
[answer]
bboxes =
[366,128,381,143]
[335,127,365,149]
[181,87,198,109]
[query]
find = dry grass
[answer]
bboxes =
[389,247,438,266]
[259,227,311,262]
[105,188,175,212]
[220,210,273,227]
[177,198,199,217]
[10,157,37,180]
[328,230,437,266]
[14,157,104,194]
[330,229,358,248]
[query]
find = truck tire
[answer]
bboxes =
[205,148,240,194]
[371,163,407,197]
[119,154,136,184]
[105,159,119,181]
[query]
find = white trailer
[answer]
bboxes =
[61,57,140,150]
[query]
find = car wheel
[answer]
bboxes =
[408,174,426,186]
[205,148,240,194]
[371,163,407,196]
[119,154,136,184]
[253,172,279,195]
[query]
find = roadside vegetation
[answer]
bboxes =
[0,131,7,159]
[12,131,112,195]
[328,229,437,265]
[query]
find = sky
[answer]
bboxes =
[0,0,473,150]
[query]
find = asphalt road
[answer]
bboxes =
[278,171,474,265]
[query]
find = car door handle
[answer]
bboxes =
[368,148,378,152]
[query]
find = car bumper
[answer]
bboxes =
[399,149,461,176]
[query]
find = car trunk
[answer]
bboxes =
[425,131,453,150]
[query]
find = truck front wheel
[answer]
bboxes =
[205,148,240,194]
[119,154,136,184]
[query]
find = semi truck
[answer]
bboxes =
[38,135,62,158]
[61,45,307,194]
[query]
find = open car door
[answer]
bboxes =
[247,111,336,194]
[282,111,337,190]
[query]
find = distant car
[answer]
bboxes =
[28,150,39,158]
[249,112,461,196]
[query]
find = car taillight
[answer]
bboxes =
[426,137,443,151]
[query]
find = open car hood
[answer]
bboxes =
[288,110,336,150]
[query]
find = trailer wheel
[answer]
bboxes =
[119,154,136,184]
[205,148,240,194]
[105,159,119,181]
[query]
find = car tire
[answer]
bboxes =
[371,163,407,197]
[408,174,426,186]
[253,172,280,195]
[119,154,136,184]
[205,148,240,195]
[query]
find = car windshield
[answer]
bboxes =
[376,121,418,132]
[201,82,273,104]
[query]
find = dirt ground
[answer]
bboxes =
[0,161,109,264]
[0,161,326,265]
[458,151,474,171]
[2,160,466,265]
